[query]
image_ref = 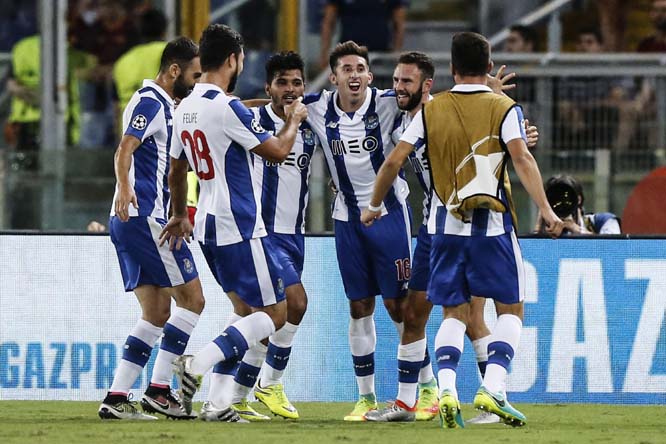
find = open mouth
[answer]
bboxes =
[283,95,297,103]
[349,81,361,92]
[397,92,410,101]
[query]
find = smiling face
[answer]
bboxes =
[266,68,305,110]
[330,54,373,106]
[393,63,430,112]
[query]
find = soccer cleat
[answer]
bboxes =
[438,390,464,429]
[466,411,501,425]
[98,397,158,420]
[473,387,526,427]
[231,399,271,421]
[343,395,378,421]
[199,401,248,423]
[415,384,439,421]
[173,355,203,415]
[254,383,299,419]
[140,385,196,420]
[364,400,415,422]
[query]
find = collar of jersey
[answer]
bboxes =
[332,86,373,118]
[264,103,283,124]
[142,79,174,106]
[193,82,228,95]
[450,84,492,93]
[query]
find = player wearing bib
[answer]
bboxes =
[99,37,203,421]
[303,41,412,421]
[362,33,563,429]
[160,25,308,422]
[206,52,316,421]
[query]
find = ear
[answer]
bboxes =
[488,60,494,74]
[228,53,237,70]
[265,83,271,97]
[329,71,337,85]
[449,62,454,77]
[422,78,433,94]
[169,63,181,79]
[367,71,374,85]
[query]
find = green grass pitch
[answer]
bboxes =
[0,401,662,444]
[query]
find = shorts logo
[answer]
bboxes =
[364,114,379,130]
[251,118,266,134]
[131,114,147,130]
[277,278,285,295]
[183,258,194,274]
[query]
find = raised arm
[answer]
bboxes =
[252,98,308,162]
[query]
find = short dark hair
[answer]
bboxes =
[578,27,603,44]
[199,24,244,72]
[451,32,490,77]
[509,24,538,49]
[329,40,369,72]
[265,51,305,84]
[397,51,435,81]
[159,37,199,73]
[140,9,167,41]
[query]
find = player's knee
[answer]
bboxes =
[287,293,307,322]
[383,299,404,323]
[403,305,426,333]
[350,298,374,318]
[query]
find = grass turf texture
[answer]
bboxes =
[0,402,662,444]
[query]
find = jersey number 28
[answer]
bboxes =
[181,129,214,180]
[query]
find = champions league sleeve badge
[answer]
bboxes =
[251,118,267,134]
[364,114,379,130]
[131,114,148,131]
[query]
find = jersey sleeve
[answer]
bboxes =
[225,99,272,151]
[124,96,162,142]
[500,106,527,145]
[400,109,425,145]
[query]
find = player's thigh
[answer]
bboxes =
[466,231,525,305]
[428,234,470,307]
[334,219,378,300]
[269,233,302,288]
[408,225,431,293]
[211,237,287,308]
[365,203,412,299]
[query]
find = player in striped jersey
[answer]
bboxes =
[160,25,308,422]
[99,37,203,421]
[363,32,562,428]
[203,51,316,421]
[303,41,413,421]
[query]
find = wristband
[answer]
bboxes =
[368,203,382,212]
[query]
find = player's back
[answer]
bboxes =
[172,83,268,246]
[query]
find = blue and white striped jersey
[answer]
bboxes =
[391,105,432,226]
[111,80,174,220]
[170,83,271,246]
[304,87,408,221]
[400,84,527,237]
[252,104,318,234]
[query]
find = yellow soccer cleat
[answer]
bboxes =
[473,387,526,427]
[415,384,439,421]
[343,395,378,421]
[254,383,299,419]
[230,399,271,421]
[439,390,465,429]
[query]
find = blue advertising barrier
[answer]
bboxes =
[0,235,664,404]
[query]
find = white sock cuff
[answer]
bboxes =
[349,315,376,356]
[497,314,523,329]
[225,312,243,328]
[398,338,426,362]
[494,314,523,348]
[243,343,268,367]
[472,335,491,362]
[133,319,163,346]
[168,307,200,334]
[270,322,299,348]
[232,311,276,349]
[436,317,466,351]
[349,315,375,336]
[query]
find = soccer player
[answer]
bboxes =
[204,51,315,421]
[303,41,413,421]
[366,52,539,423]
[361,32,563,428]
[160,24,308,422]
[98,37,203,420]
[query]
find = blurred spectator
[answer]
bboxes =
[556,28,636,150]
[113,8,167,111]
[504,24,538,52]
[535,174,621,234]
[87,220,106,232]
[637,0,666,52]
[0,0,37,52]
[596,0,629,51]
[319,0,408,69]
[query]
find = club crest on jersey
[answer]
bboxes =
[364,114,379,130]
[183,258,194,274]
[131,114,147,130]
[301,128,315,145]
[251,118,266,134]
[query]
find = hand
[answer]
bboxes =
[361,207,382,227]
[114,185,138,222]
[87,220,106,232]
[540,208,564,238]
[159,216,193,251]
[487,65,516,95]
[525,119,539,148]
[284,97,308,123]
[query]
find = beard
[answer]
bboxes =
[173,74,191,100]
[228,66,240,93]
[397,85,423,111]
